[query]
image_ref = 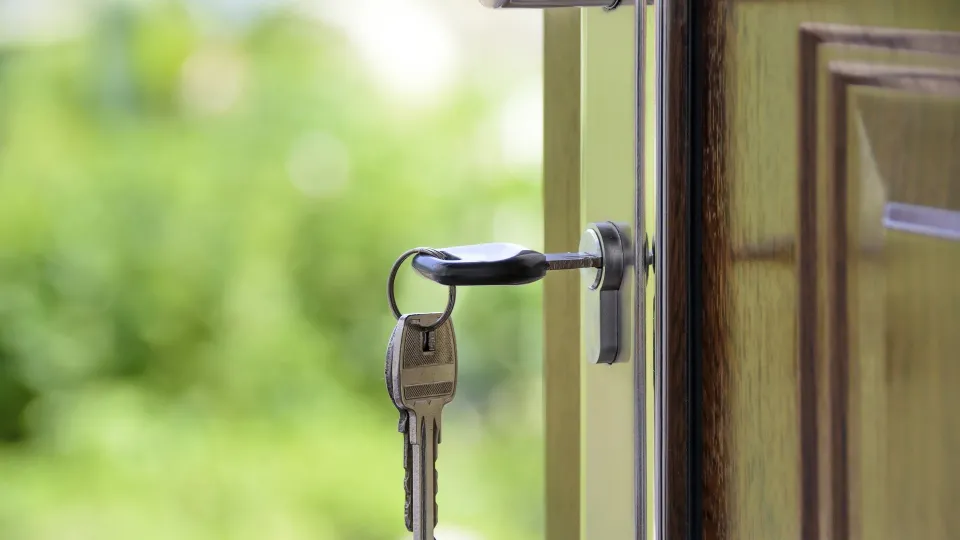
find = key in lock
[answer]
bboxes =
[411,221,638,365]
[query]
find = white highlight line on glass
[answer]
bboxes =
[883,202,960,241]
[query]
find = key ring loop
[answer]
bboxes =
[387,247,457,332]
[603,0,621,10]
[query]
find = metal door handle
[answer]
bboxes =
[480,0,631,8]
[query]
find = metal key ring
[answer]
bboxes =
[603,0,621,10]
[387,247,457,331]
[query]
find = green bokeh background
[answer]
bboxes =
[0,2,544,538]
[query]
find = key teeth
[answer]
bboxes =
[405,435,414,532]
[404,475,413,531]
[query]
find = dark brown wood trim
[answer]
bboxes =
[827,64,851,540]
[663,1,732,537]
[797,25,960,540]
[662,0,691,536]
[699,0,731,538]
[797,28,823,540]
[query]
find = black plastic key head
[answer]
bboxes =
[412,243,548,286]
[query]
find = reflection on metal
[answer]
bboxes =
[653,0,670,537]
[884,202,960,241]
[604,0,623,11]
[580,229,604,289]
[480,0,655,7]
[797,25,960,540]
[632,2,648,539]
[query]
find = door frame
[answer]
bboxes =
[543,9,584,540]
[543,4,652,539]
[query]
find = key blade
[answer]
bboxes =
[410,409,440,540]
[404,426,414,532]
[544,252,603,271]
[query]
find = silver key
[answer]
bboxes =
[386,312,458,540]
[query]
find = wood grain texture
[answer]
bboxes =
[827,63,960,540]
[797,26,960,538]
[698,0,731,538]
[673,3,807,538]
[663,1,960,539]
[543,10,581,540]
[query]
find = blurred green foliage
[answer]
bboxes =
[0,2,543,539]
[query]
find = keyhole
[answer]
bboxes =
[422,330,436,353]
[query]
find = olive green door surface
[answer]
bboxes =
[656,0,960,538]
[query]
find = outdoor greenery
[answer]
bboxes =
[0,2,543,539]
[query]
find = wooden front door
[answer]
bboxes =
[657,0,960,538]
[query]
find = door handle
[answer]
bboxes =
[479,0,631,8]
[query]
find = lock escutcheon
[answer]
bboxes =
[580,221,627,364]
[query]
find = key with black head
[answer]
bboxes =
[386,312,458,540]
[410,242,603,286]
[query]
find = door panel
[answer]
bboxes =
[834,72,960,540]
[657,0,960,538]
